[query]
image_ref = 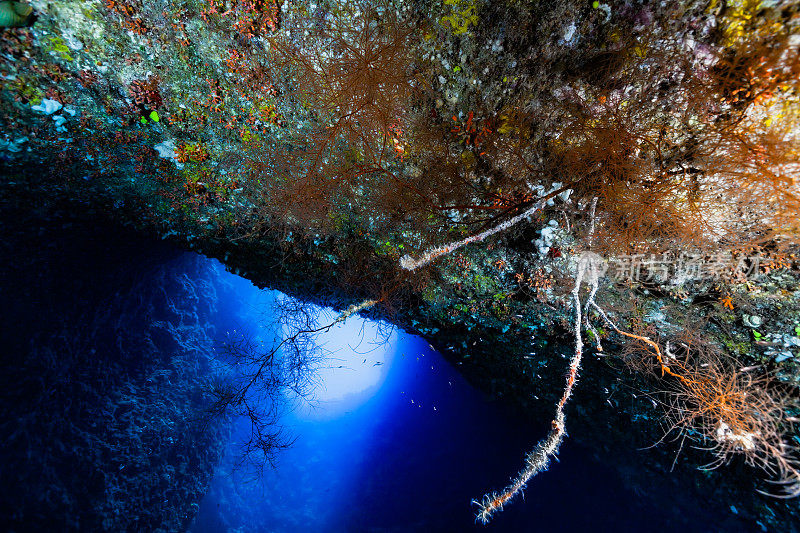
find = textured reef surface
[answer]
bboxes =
[0,197,231,531]
[1,0,799,530]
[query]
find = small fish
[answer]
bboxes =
[372,361,383,366]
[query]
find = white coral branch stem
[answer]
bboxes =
[400,201,545,271]
[473,253,598,523]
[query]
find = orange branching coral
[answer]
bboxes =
[128,76,162,110]
[250,0,422,234]
[175,142,209,163]
[617,327,800,498]
[663,355,800,498]
[203,0,281,38]
[104,0,148,34]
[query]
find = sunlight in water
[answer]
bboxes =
[290,310,398,419]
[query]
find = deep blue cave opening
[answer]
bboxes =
[187,267,677,533]
[0,206,739,532]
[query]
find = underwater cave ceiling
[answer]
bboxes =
[1,0,800,529]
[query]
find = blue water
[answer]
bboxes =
[189,269,672,533]
[0,211,729,532]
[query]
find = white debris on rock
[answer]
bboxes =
[0,135,29,153]
[596,3,611,22]
[154,140,185,169]
[53,115,67,133]
[715,421,757,452]
[61,29,84,51]
[535,220,561,257]
[563,22,577,44]
[32,98,63,115]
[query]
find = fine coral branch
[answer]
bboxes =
[473,249,602,523]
